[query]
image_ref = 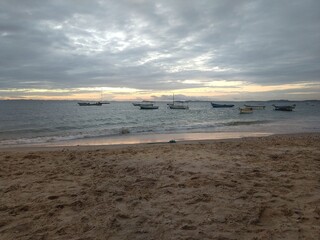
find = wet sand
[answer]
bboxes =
[0,131,272,148]
[1,133,320,239]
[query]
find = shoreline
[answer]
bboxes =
[0,131,275,150]
[1,131,320,151]
[1,130,320,151]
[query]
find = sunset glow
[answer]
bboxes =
[1,81,318,101]
[0,1,319,100]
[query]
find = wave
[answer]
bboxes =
[0,120,273,146]
[223,120,272,126]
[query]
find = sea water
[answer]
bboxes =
[0,100,319,146]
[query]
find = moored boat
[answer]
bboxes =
[169,104,189,109]
[272,104,296,111]
[244,104,265,110]
[169,94,189,109]
[211,102,234,108]
[79,91,109,106]
[78,102,102,106]
[140,104,159,110]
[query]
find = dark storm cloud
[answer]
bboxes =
[0,0,319,92]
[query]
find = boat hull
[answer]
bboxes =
[169,105,189,109]
[78,102,102,106]
[211,103,234,108]
[272,104,296,111]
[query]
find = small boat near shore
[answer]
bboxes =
[211,103,234,108]
[244,104,266,110]
[272,104,296,111]
[239,107,253,114]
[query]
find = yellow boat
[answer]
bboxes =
[239,107,253,114]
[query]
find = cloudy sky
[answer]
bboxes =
[0,0,319,101]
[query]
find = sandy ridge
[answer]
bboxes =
[1,134,320,239]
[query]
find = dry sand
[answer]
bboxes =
[0,133,320,240]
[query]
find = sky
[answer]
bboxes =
[0,0,319,101]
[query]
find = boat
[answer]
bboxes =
[169,94,189,109]
[140,104,159,110]
[169,104,189,109]
[99,92,110,104]
[239,107,253,114]
[211,103,234,108]
[244,104,265,110]
[78,91,109,106]
[272,104,296,111]
[78,102,102,106]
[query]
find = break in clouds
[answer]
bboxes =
[0,0,320,98]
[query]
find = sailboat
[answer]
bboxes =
[98,91,110,104]
[168,94,189,109]
[78,91,109,106]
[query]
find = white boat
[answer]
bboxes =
[140,104,159,110]
[133,102,142,106]
[239,107,253,114]
[244,104,265,110]
[168,94,189,110]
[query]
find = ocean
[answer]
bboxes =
[0,100,319,146]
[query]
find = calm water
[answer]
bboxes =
[0,100,319,146]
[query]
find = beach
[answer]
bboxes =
[1,133,320,240]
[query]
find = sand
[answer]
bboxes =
[0,133,320,240]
